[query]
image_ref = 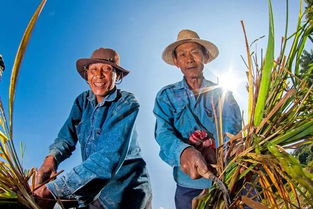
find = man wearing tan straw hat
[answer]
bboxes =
[34,48,152,209]
[153,29,241,209]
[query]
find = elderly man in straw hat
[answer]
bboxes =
[153,29,241,209]
[34,48,152,209]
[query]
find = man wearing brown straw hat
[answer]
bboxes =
[153,29,241,209]
[34,48,152,209]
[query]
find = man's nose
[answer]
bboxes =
[94,69,105,77]
[186,53,195,63]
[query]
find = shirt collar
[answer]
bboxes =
[87,87,118,105]
[174,77,219,96]
[198,79,219,95]
[175,77,214,89]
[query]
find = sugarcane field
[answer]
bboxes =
[0,0,312,208]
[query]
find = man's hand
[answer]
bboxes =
[180,147,209,179]
[33,184,53,199]
[188,130,217,165]
[36,155,57,185]
[33,184,56,209]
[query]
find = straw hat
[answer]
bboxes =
[76,48,129,80]
[162,29,219,65]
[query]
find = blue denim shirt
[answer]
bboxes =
[153,78,242,189]
[46,88,151,208]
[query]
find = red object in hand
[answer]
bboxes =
[188,130,217,165]
[189,130,216,149]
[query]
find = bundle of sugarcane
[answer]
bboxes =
[0,1,48,208]
[196,0,313,208]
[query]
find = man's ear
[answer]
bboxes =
[173,57,179,67]
[115,71,122,82]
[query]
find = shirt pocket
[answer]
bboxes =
[173,104,187,120]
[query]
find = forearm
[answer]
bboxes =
[48,137,76,165]
[46,136,129,207]
[156,132,190,167]
[154,95,191,167]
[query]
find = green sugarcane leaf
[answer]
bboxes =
[280,123,313,145]
[270,120,313,145]
[8,0,47,139]
[295,32,308,76]
[286,0,304,78]
[6,0,47,181]
[19,141,25,160]
[254,0,275,126]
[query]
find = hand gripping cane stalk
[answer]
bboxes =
[189,130,231,208]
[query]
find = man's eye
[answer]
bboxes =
[192,50,200,54]
[103,67,112,72]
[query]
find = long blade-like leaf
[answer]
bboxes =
[254,0,275,126]
[8,0,47,139]
[241,21,254,124]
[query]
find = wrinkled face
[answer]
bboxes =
[86,63,117,103]
[173,42,209,79]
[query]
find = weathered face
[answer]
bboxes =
[173,42,209,79]
[86,63,117,103]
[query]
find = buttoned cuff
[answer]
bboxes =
[47,176,75,199]
[49,150,65,166]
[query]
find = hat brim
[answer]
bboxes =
[162,38,219,65]
[76,58,130,80]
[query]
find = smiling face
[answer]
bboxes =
[86,63,117,103]
[173,42,209,79]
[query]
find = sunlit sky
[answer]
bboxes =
[0,0,305,208]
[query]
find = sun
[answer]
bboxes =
[216,70,244,93]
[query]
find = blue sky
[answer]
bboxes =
[0,0,305,208]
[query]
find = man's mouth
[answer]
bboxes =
[186,66,197,70]
[94,82,105,87]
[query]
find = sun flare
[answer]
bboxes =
[216,71,244,93]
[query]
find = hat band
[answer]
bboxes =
[97,58,114,62]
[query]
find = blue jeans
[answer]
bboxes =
[175,185,203,209]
